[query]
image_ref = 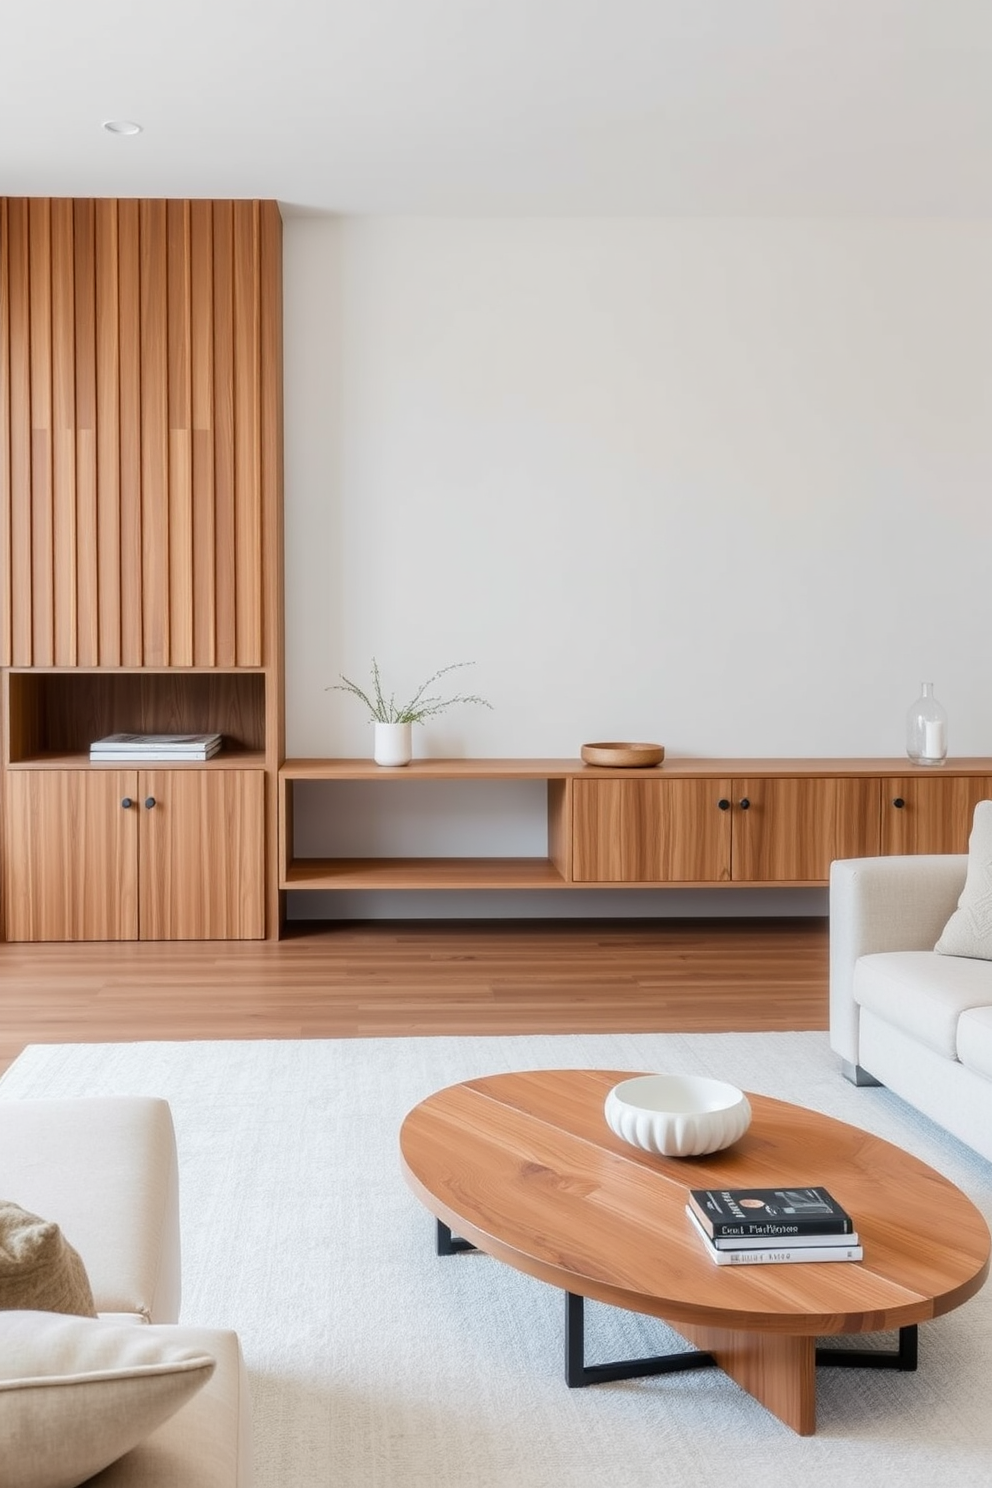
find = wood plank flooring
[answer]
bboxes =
[0,917,829,1076]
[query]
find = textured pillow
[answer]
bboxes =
[0,1202,96,1317]
[935,800,992,960]
[0,1310,215,1488]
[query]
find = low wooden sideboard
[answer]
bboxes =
[278,756,992,907]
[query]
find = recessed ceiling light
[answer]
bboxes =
[102,119,142,136]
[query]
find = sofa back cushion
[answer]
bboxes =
[936,800,992,961]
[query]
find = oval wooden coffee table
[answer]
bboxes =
[400,1068,990,1434]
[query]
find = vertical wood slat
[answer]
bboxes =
[3,196,272,673]
[140,200,169,665]
[233,200,262,666]
[190,201,216,666]
[73,200,99,666]
[167,201,193,666]
[29,199,54,666]
[213,201,237,667]
[118,200,143,665]
[94,199,122,666]
[51,199,77,665]
[7,202,32,664]
[0,201,10,665]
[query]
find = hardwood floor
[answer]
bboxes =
[0,917,828,1076]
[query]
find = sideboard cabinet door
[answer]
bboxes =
[571,779,733,883]
[881,776,992,856]
[731,777,881,883]
[3,770,139,941]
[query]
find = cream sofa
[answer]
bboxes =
[0,1096,253,1487]
[829,853,992,1163]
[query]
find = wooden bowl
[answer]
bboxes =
[580,742,665,768]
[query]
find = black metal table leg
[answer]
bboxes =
[565,1291,716,1388]
[436,1219,477,1255]
[816,1325,918,1371]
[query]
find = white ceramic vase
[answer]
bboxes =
[373,721,412,768]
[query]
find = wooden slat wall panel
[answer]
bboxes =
[0,201,11,665]
[2,197,273,669]
[213,201,238,667]
[51,199,76,665]
[118,200,143,665]
[74,200,99,666]
[94,199,122,666]
[167,200,193,665]
[233,201,262,666]
[29,199,54,665]
[190,201,216,666]
[140,199,169,665]
[7,202,32,664]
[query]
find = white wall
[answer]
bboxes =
[281,217,992,918]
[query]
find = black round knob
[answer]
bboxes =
[144,796,156,809]
[892,797,905,809]
[121,797,132,810]
[739,798,751,810]
[717,798,730,811]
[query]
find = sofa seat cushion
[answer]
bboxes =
[0,1311,216,1488]
[957,1006,992,1082]
[853,950,992,1058]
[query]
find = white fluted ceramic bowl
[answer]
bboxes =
[604,1074,752,1158]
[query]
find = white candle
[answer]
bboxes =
[924,719,945,758]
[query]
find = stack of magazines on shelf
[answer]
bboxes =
[89,732,223,762]
[686,1186,862,1265]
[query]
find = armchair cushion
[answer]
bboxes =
[936,800,992,960]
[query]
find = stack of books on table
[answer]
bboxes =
[686,1186,862,1265]
[89,732,223,762]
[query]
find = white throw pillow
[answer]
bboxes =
[0,1311,215,1488]
[935,800,992,960]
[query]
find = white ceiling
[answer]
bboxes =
[3,0,992,216]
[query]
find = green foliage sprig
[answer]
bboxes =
[330,659,493,725]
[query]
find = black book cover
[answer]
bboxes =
[688,1186,854,1238]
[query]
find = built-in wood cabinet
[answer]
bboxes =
[279,758,992,913]
[879,775,992,855]
[4,766,264,941]
[571,775,880,884]
[0,195,285,942]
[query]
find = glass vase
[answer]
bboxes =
[906,683,947,766]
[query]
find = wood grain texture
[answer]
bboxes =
[400,1071,990,1433]
[94,199,122,667]
[73,199,99,667]
[732,776,881,881]
[1,196,278,671]
[572,778,732,882]
[0,916,829,1074]
[881,775,992,854]
[3,769,138,940]
[138,768,265,939]
[0,200,10,665]
[6,201,32,664]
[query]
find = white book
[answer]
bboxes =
[90,750,220,762]
[686,1207,863,1265]
[90,733,222,752]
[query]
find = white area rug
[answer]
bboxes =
[3,1032,991,1486]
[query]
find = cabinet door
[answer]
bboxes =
[731,777,880,883]
[571,779,732,883]
[3,770,138,941]
[138,769,265,939]
[880,776,992,856]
